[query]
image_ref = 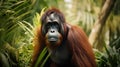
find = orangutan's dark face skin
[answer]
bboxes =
[42,13,63,48]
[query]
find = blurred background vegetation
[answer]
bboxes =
[0,0,120,67]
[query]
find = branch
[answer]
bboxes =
[89,0,116,49]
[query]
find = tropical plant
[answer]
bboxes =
[95,43,120,67]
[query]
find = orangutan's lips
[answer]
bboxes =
[48,37,58,42]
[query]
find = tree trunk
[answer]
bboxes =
[89,0,116,50]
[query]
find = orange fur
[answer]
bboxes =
[67,25,96,67]
[31,27,45,67]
